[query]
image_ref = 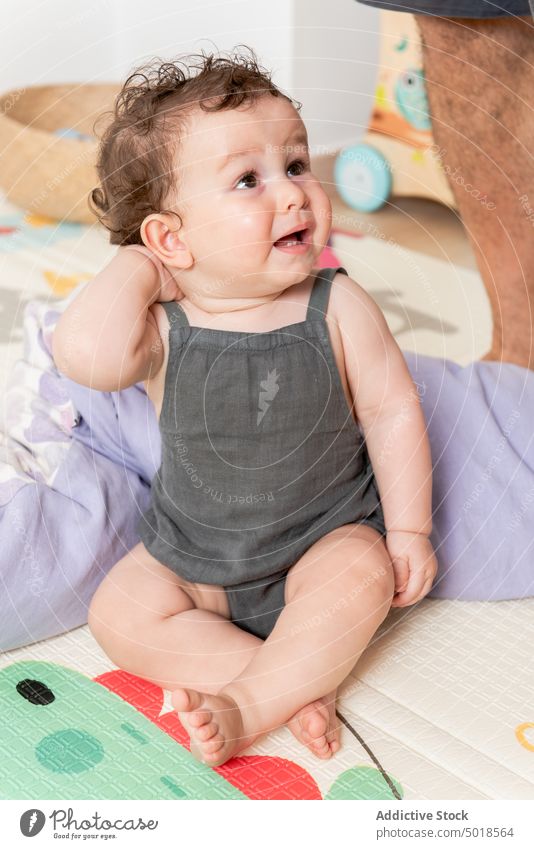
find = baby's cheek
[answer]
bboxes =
[224,216,272,262]
[238,212,269,242]
[313,188,332,236]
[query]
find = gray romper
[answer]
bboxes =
[138,266,386,639]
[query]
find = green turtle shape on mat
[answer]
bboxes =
[0,661,246,800]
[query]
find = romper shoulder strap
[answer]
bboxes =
[160,299,190,328]
[306,266,348,321]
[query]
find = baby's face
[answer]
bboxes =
[170,95,332,300]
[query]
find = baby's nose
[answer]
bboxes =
[278,179,308,211]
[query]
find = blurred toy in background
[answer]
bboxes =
[395,68,431,132]
[335,11,455,213]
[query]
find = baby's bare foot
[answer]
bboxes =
[172,687,256,767]
[286,689,340,759]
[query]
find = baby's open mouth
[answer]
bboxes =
[273,228,309,249]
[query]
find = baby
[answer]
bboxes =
[53,49,438,767]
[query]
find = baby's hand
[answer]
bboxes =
[385,530,438,608]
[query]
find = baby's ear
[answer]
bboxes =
[140,213,193,270]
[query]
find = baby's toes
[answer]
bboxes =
[310,735,332,759]
[202,736,225,756]
[187,710,212,729]
[172,687,202,713]
[326,725,341,753]
[195,721,219,742]
[329,737,341,754]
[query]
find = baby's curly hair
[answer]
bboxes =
[89,46,300,245]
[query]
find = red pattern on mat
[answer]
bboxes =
[95,669,322,801]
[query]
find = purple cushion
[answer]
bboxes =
[404,351,534,600]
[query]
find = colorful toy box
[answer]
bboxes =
[335,11,455,212]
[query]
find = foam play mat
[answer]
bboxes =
[0,192,533,800]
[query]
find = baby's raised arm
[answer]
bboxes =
[52,247,177,392]
[332,272,437,606]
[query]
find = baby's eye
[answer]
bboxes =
[235,170,259,190]
[288,158,310,177]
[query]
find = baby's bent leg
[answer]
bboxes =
[88,542,261,692]
[173,523,394,765]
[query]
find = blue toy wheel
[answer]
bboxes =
[334,144,392,213]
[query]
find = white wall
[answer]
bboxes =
[1,0,379,150]
[1,0,117,87]
[292,0,380,152]
[111,0,294,92]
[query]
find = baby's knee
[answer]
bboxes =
[88,546,154,647]
[88,579,113,641]
[344,545,394,610]
[87,575,132,659]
